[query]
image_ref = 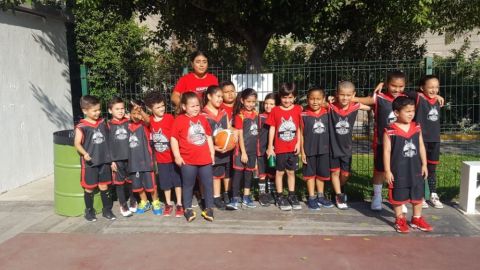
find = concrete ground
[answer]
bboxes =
[0,175,479,269]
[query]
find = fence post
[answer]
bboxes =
[80,64,89,96]
[424,57,433,75]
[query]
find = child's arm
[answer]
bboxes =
[300,127,307,165]
[418,131,428,179]
[382,132,394,186]
[207,135,215,165]
[74,128,91,161]
[170,137,185,166]
[435,95,445,107]
[266,125,276,158]
[359,103,372,111]
[353,96,375,106]
[237,128,248,164]
[294,126,301,155]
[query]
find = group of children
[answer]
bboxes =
[75,71,444,233]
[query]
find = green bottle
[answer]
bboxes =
[268,155,276,168]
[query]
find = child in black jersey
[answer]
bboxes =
[384,96,432,233]
[74,95,116,222]
[301,87,334,210]
[227,88,259,210]
[108,97,136,217]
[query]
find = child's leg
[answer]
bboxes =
[275,170,285,193]
[427,164,437,193]
[258,177,266,193]
[331,170,341,194]
[223,177,231,192]
[213,180,221,197]
[243,171,253,196]
[286,169,295,192]
[393,204,403,217]
[151,188,159,201]
[315,179,324,194]
[116,184,127,207]
[180,165,197,209]
[138,190,148,202]
[306,179,315,197]
[231,170,243,198]
[98,183,113,210]
[175,187,182,205]
[84,188,95,209]
[340,174,349,186]
[198,164,214,209]
[164,189,172,204]
[412,202,422,217]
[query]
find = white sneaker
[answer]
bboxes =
[401,204,408,214]
[370,194,382,211]
[129,200,138,213]
[336,194,349,210]
[422,199,429,209]
[120,206,133,217]
[429,193,444,209]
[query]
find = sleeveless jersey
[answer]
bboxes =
[373,92,406,145]
[149,114,174,164]
[128,121,154,172]
[385,122,423,188]
[234,110,259,156]
[108,118,129,161]
[257,112,269,156]
[76,118,111,167]
[301,107,329,156]
[203,107,230,164]
[414,93,441,142]
[328,102,360,158]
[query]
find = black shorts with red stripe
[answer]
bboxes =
[276,152,298,171]
[330,155,352,176]
[112,160,130,185]
[130,171,156,193]
[303,154,330,181]
[425,142,440,165]
[213,161,231,180]
[81,163,112,189]
[257,155,275,179]
[233,154,256,171]
[373,143,385,173]
[388,181,424,205]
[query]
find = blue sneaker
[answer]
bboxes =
[317,196,334,208]
[307,197,321,210]
[226,197,240,210]
[152,200,163,215]
[136,200,151,214]
[242,196,256,208]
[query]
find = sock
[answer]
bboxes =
[100,190,113,210]
[116,185,127,207]
[267,181,275,192]
[309,196,316,200]
[373,184,383,195]
[259,182,266,193]
[214,195,220,198]
[84,191,94,209]
[317,192,324,198]
[413,216,421,218]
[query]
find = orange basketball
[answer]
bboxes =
[214,129,237,151]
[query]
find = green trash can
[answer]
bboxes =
[54,130,102,216]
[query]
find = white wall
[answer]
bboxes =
[0,10,72,193]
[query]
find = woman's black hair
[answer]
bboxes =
[178,91,201,114]
[143,91,165,109]
[233,88,257,116]
[417,75,439,92]
[203,85,222,106]
[278,82,297,97]
[190,50,208,62]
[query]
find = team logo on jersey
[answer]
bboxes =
[152,129,169,152]
[114,126,128,140]
[427,106,439,121]
[387,111,397,125]
[335,117,350,135]
[129,133,139,148]
[250,122,258,136]
[213,123,223,137]
[92,129,105,144]
[188,120,206,145]
[313,119,326,134]
[278,117,296,142]
[403,139,417,158]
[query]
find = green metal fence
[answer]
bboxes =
[84,58,480,201]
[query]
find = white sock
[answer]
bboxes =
[373,184,383,195]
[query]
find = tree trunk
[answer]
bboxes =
[245,35,271,72]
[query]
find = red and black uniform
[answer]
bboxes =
[173,72,219,101]
[233,110,258,171]
[203,107,231,180]
[372,92,406,172]
[385,122,424,204]
[171,114,214,209]
[76,118,112,189]
[266,105,302,171]
[301,107,330,181]
[257,112,274,179]
[149,114,181,191]
[128,121,155,193]
[220,103,234,124]
[108,118,130,185]
[328,102,360,176]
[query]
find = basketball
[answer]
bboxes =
[214,128,237,151]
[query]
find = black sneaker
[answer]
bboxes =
[278,195,292,211]
[258,193,271,207]
[335,193,348,210]
[288,194,302,210]
[201,208,214,222]
[102,208,117,220]
[184,208,196,222]
[270,192,277,205]
[214,197,226,210]
[222,192,230,205]
[84,208,97,222]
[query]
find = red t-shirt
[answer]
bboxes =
[173,72,219,99]
[149,114,174,163]
[266,105,302,154]
[171,114,212,165]
[220,103,234,122]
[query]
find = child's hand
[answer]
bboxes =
[211,154,216,165]
[174,156,185,167]
[266,147,275,158]
[327,96,335,103]
[111,162,117,172]
[301,153,307,165]
[435,95,445,107]
[214,145,227,153]
[241,153,248,164]
[422,165,428,179]
[373,82,384,94]
[83,153,92,161]
[384,171,394,186]
[294,143,301,155]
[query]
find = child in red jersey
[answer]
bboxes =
[301,87,334,210]
[108,97,135,217]
[226,88,259,210]
[220,81,237,122]
[202,85,232,209]
[171,92,216,222]
[257,93,276,206]
[74,95,116,221]
[328,81,370,210]
[144,91,184,217]
[266,83,303,211]
[384,96,432,233]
